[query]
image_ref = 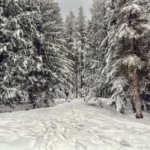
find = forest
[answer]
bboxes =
[0,0,150,119]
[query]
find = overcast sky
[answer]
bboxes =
[55,0,93,19]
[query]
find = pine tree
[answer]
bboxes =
[102,0,150,118]
[84,0,109,100]
[18,0,44,104]
[65,11,76,98]
[0,1,53,105]
[65,7,88,98]
[0,0,73,110]
[0,0,31,106]
[30,0,73,105]
[76,6,88,97]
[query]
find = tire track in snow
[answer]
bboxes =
[34,108,150,150]
[33,117,71,150]
[33,120,56,150]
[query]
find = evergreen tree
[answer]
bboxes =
[0,0,73,109]
[76,6,88,97]
[84,0,109,100]
[65,7,88,98]
[31,0,73,104]
[0,0,34,105]
[102,0,150,118]
[65,11,76,98]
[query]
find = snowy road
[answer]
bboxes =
[0,99,150,150]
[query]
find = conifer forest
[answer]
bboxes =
[1,0,150,150]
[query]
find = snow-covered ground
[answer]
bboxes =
[0,98,150,150]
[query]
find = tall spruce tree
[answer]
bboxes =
[0,0,73,109]
[0,0,36,105]
[65,11,76,98]
[102,0,150,118]
[84,0,108,99]
[30,0,73,104]
[76,6,88,97]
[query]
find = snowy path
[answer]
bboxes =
[0,99,150,150]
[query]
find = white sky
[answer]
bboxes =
[55,0,93,19]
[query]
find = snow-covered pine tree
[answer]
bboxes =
[0,0,31,106]
[0,1,10,107]
[0,0,43,106]
[17,0,43,104]
[135,0,150,112]
[75,6,88,97]
[139,0,150,87]
[30,0,73,106]
[65,11,77,98]
[65,11,76,36]
[0,0,73,109]
[102,0,150,118]
[84,0,109,100]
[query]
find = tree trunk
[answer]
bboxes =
[129,68,143,118]
[76,66,78,98]
[80,51,84,97]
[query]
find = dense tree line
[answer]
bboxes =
[65,6,88,98]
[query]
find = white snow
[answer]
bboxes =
[121,4,142,14]
[0,99,150,150]
[122,55,143,69]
